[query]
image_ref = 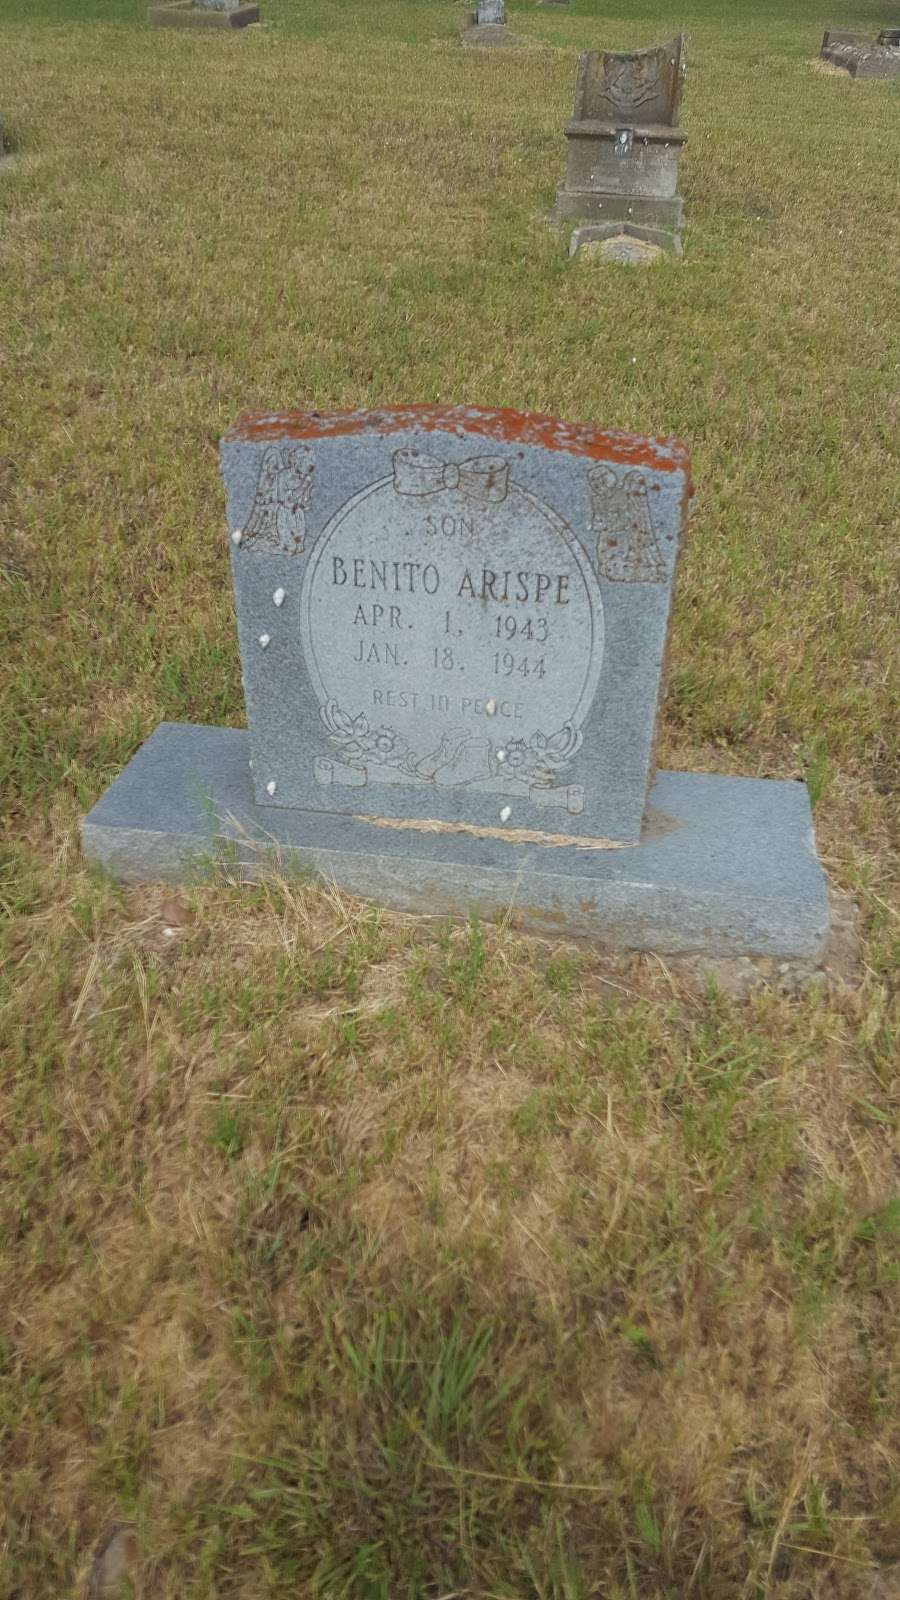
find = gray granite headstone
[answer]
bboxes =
[550,35,688,252]
[221,407,689,846]
[476,0,506,22]
[80,405,830,962]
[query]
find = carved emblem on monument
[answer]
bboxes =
[242,445,315,555]
[591,466,666,583]
[600,53,662,114]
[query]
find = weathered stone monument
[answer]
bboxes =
[148,0,259,30]
[462,0,523,48]
[819,28,900,77]
[550,35,687,257]
[81,405,829,958]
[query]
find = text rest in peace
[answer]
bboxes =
[373,689,524,719]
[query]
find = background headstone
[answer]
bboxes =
[550,36,688,252]
[820,28,900,76]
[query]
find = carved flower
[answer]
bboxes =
[373,727,397,756]
[504,739,530,772]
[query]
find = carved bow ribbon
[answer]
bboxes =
[392,447,509,506]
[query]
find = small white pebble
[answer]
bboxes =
[249,759,253,769]
[631,357,637,364]
[231,528,243,545]
[266,780,277,796]
[496,749,506,763]
[258,633,271,649]
[499,805,512,823]
[272,587,286,607]
[485,699,497,715]
[162,927,176,939]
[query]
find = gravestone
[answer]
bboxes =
[148,0,260,29]
[820,28,900,76]
[81,405,829,959]
[550,35,687,255]
[462,0,523,48]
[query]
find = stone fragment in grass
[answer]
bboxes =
[158,895,195,927]
[87,1526,138,1599]
[573,229,667,265]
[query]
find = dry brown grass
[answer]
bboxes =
[2,0,899,1594]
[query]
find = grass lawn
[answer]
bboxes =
[1,0,899,1594]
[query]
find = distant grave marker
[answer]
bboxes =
[550,35,687,256]
[462,0,523,48]
[820,28,900,76]
[148,0,260,29]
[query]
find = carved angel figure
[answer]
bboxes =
[591,465,666,583]
[242,445,314,555]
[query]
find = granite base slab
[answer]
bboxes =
[148,1,259,27]
[461,23,524,47]
[551,188,683,230]
[81,724,829,959]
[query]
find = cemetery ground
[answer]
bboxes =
[0,0,898,1594]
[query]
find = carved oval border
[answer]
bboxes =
[299,469,604,768]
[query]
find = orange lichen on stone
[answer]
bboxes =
[223,404,690,478]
